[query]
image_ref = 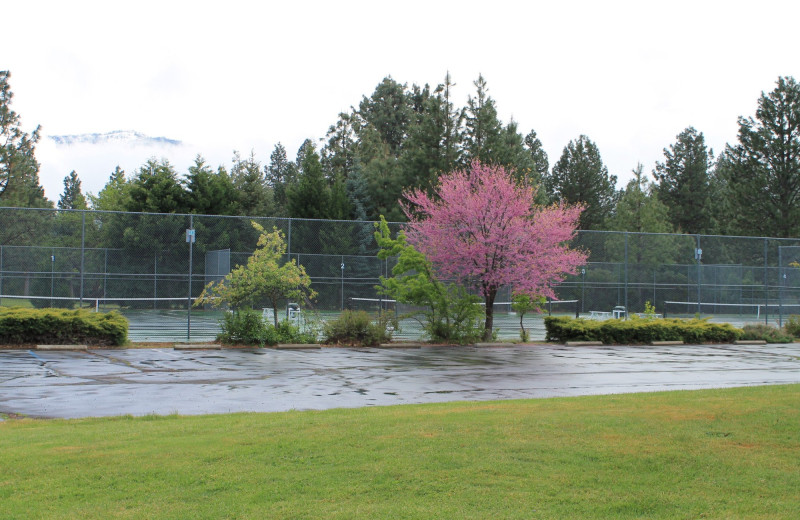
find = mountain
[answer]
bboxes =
[48,130,182,147]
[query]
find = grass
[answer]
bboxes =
[1,385,799,519]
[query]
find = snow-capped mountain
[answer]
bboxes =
[49,130,182,147]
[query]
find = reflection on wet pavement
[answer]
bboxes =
[1,344,799,419]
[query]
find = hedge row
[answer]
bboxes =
[0,307,129,346]
[544,316,742,344]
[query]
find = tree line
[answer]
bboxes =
[2,70,800,238]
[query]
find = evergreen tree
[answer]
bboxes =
[609,164,672,234]
[0,70,50,210]
[722,76,800,238]
[58,171,87,210]
[463,74,504,165]
[230,150,272,217]
[653,127,715,234]
[266,142,297,217]
[126,158,188,214]
[185,155,238,215]
[321,112,358,181]
[89,166,130,211]
[546,135,617,230]
[358,76,411,157]
[288,141,330,220]
[524,129,550,193]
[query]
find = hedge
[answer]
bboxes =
[0,307,129,346]
[544,315,742,344]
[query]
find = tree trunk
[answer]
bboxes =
[483,287,497,341]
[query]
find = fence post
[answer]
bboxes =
[764,238,769,325]
[80,211,85,308]
[187,214,194,341]
[624,233,629,318]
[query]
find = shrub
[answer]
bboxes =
[783,315,800,338]
[0,307,128,346]
[544,315,742,344]
[741,323,793,343]
[323,310,396,347]
[219,309,317,346]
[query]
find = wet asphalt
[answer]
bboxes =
[1,343,799,419]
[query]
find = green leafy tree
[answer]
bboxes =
[546,135,617,230]
[653,127,715,234]
[374,216,483,344]
[195,222,316,328]
[722,76,800,237]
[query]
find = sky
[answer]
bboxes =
[4,0,800,202]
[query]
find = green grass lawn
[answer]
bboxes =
[1,385,799,519]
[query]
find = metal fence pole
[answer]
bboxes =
[187,214,194,341]
[80,211,85,308]
[764,238,769,325]
[624,233,628,318]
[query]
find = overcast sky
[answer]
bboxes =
[5,0,799,202]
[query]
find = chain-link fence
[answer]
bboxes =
[2,206,800,341]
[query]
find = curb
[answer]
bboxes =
[377,343,423,349]
[564,341,603,346]
[174,344,222,350]
[36,344,88,351]
[650,341,685,346]
[734,340,767,345]
[276,344,322,350]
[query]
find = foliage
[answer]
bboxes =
[740,323,793,343]
[322,310,396,347]
[546,135,617,230]
[511,292,545,342]
[0,307,128,346]
[57,171,87,210]
[195,222,316,327]
[642,300,658,319]
[374,216,484,344]
[783,315,800,338]
[218,308,316,346]
[402,161,586,340]
[653,127,715,234]
[544,315,742,344]
[722,76,800,237]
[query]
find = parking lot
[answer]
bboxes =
[2,343,799,419]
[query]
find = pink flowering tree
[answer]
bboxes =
[402,161,587,341]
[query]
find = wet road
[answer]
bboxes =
[1,344,799,419]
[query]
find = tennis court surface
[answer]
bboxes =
[2,343,800,419]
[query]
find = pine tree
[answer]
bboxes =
[58,171,87,210]
[463,74,504,166]
[185,155,238,215]
[89,166,130,211]
[126,158,188,214]
[287,141,330,220]
[231,150,272,217]
[653,127,714,234]
[0,70,50,209]
[722,76,800,237]
[266,142,297,217]
[546,135,617,230]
